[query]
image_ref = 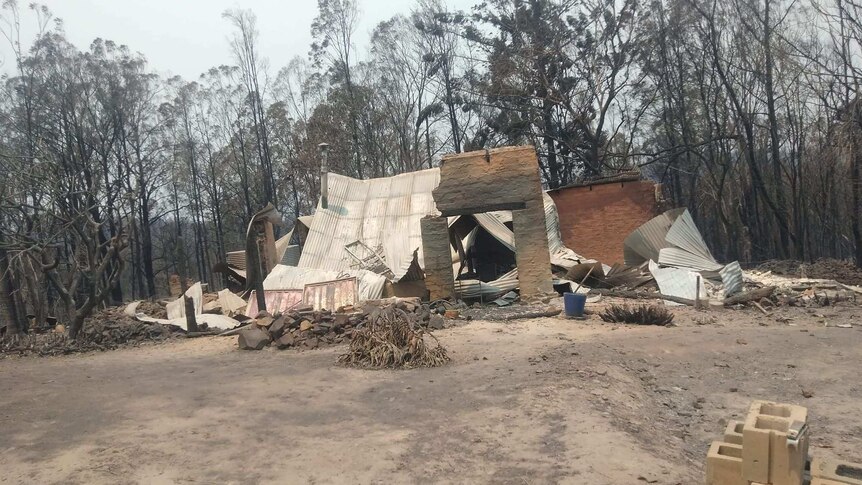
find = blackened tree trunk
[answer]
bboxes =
[0,246,22,335]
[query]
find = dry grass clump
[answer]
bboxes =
[599,304,675,326]
[337,307,449,369]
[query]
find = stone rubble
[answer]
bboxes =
[236,297,464,351]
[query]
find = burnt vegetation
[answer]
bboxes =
[599,304,675,326]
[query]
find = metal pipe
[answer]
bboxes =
[318,142,330,209]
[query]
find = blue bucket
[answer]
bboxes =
[563,292,587,318]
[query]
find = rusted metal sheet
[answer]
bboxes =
[244,289,303,317]
[302,277,358,311]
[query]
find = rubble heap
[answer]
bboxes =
[235,297,449,351]
[756,258,862,286]
[337,306,449,369]
[1,308,180,357]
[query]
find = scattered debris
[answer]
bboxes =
[337,306,449,369]
[1,307,181,356]
[233,297,448,352]
[724,286,776,307]
[598,304,675,326]
[492,291,519,306]
[756,258,862,286]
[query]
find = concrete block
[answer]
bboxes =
[811,480,856,485]
[723,420,744,445]
[706,441,745,485]
[742,400,808,485]
[811,457,862,485]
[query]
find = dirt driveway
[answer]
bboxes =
[2,302,862,484]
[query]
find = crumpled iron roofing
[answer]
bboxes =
[297,168,441,281]
[629,208,744,298]
[263,264,387,301]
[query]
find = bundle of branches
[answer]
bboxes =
[599,304,675,326]
[337,307,449,369]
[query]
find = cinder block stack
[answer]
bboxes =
[706,400,862,485]
[706,400,809,485]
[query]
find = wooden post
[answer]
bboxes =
[695,275,701,310]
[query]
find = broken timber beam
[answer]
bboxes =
[588,288,696,306]
[723,286,775,307]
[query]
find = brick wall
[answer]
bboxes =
[548,180,658,265]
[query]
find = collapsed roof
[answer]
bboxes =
[297,168,441,281]
[260,168,589,298]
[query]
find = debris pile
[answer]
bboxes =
[337,306,449,369]
[80,313,177,345]
[755,258,862,286]
[235,297,449,351]
[235,309,356,351]
[598,304,675,326]
[1,308,180,357]
[135,300,168,319]
[742,273,860,309]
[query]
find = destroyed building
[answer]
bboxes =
[215,146,593,314]
[207,144,765,316]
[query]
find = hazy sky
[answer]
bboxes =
[0,0,474,79]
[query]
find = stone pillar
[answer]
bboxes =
[513,199,554,299]
[420,216,455,300]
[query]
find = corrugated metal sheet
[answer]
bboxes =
[136,313,238,331]
[719,261,743,296]
[657,247,723,272]
[275,228,294,262]
[664,210,716,263]
[165,282,203,319]
[263,264,386,301]
[472,212,515,250]
[648,260,707,304]
[656,209,722,272]
[455,269,520,299]
[489,211,512,224]
[302,277,358,311]
[245,289,304,317]
[623,208,685,265]
[226,251,246,270]
[630,208,743,298]
[297,215,314,230]
[224,230,292,272]
[298,168,441,281]
[281,245,302,266]
[217,288,248,315]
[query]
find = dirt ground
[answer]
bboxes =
[2,298,862,484]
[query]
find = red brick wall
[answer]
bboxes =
[549,180,657,265]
